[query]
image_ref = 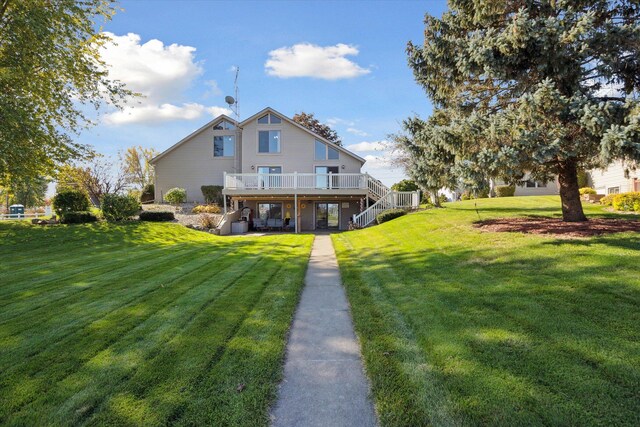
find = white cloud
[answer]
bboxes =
[265,43,371,80]
[326,117,355,127]
[104,103,231,125]
[346,127,369,137]
[204,80,222,97]
[99,32,229,125]
[346,140,388,152]
[362,154,393,169]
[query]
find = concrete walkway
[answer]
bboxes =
[271,235,378,427]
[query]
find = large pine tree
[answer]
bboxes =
[408,0,640,221]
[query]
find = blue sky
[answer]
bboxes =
[86,0,447,186]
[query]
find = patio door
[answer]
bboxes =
[315,202,339,229]
[258,166,282,188]
[315,166,339,189]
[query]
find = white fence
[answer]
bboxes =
[225,172,368,190]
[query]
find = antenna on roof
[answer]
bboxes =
[225,66,240,123]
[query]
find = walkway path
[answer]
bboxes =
[271,235,378,427]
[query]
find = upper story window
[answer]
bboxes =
[258,130,281,153]
[214,135,235,157]
[314,139,340,160]
[257,113,281,124]
[213,119,235,130]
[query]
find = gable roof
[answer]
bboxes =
[150,115,238,164]
[150,107,366,165]
[240,107,366,164]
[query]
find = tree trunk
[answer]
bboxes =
[557,159,587,222]
[431,190,441,208]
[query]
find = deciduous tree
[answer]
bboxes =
[407,0,640,221]
[56,157,128,207]
[121,146,158,188]
[0,0,131,180]
[293,112,342,146]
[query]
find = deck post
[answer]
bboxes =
[294,193,298,233]
[223,194,227,214]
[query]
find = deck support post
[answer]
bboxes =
[223,194,227,214]
[294,193,298,233]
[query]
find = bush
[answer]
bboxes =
[165,187,186,205]
[495,185,516,197]
[376,208,406,224]
[60,211,97,224]
[600,194,617,206]
[101,193,140,222]
[577,169,590,188]
[192,204,221,214]
[579,187,597,195]
[199,213,219,229]
[139,211,175,222]
[53,190,90,216]
[201,185,223,205]
[141,184,155,203]
[612,192,640,212]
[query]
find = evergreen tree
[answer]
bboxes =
[408,0,640,221]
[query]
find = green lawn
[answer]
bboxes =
[333,196,639,426]
[0,221,313,426]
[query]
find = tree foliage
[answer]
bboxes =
[56,157,128,207]
[391,179,420,192]
[121,146,158,188]
[407,0,640,221]
[292,112,342,146]
[0,0,131,180]
[0,175,48,208]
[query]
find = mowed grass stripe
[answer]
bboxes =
[85,254,287,426]
[175,239,313,426]
[0,246,255,418]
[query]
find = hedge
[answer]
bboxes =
[376,208,406,224]
[612,192,640,212]
[600,194,617,206]
[141,184,155,203]
[201,185,223,205]
[579,187,597,195]
[139,211,175,222]
[53,190,90,216]
[60,211,98,224]
[495,185,516,197]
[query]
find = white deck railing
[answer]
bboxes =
[225,172,368,190]
[352,191,420,228]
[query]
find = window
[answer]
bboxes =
[525,180,546,188]
[213,135,234,157]
[258,166,282,188]
[607,186,620,194]
[314,139,340,160]
[258,203,282,220]
[257,113,281,124]
[213,119,235,130]
[258,130,280,153]
[315,166,339,188]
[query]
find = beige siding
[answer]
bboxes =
[240,114,363,174]
[154,128,237,203]
[590,161,638,194]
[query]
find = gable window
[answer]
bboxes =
[257,113,281,124]
[314,139,340,160]
[213,119,235,130]
[258,130,280,153]
[214,135,235,157]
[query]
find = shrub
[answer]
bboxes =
[376,208,406,224]
[600,194,617,206]
[192,204,221,214]
[577,169,590,188]
[495,185,516,197]
[60,211,97,224]
[139,211,175,222]
[101,193,140,222]
[141,184,155,203]
[579,187,597,195]
[165,187,186,205]
[53,190,89,216]
[201,185,223,205]
[612,192,640,212]
[199,213,219,229]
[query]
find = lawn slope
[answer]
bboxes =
[333,196,639,426]
[0,221,313,426]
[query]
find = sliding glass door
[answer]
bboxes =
[315,203,339,229]
[315,166,339,189]
[258,166,282,188]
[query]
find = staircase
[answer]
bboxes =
[352,176,420,228]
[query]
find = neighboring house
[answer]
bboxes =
[150,107,418,232]
[590,160,640,195]
[492,176,559,197]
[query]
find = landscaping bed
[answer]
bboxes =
[475,216,640,237]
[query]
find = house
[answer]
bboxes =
[150,107,419,232]
[589,160,640,195]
